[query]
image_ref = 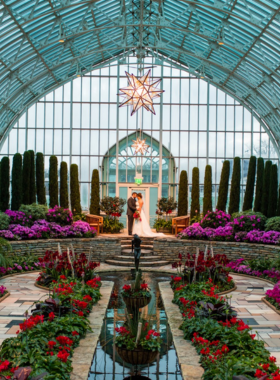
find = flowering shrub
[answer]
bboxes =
[266,283,280,310]
[232,213,267,233]
[200,210,231,229]
[121,281,151,298]
[0,285,6,296]
[5,210,30,226]
[19,203,49,221]
[227,258,280,283]
[46,206,73,226]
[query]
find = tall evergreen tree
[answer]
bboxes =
[216,160,230,211]
[178,170,188,216]
[254,158,264,212]
[243,156,257,211]
[70,164,81,214]
[0,157,9,211]
[36,153,46,205]
[90,169,100,215]
[11,153,22,210]
[60,161,69,209]
[22,151,31,205]
[228,157,241,215]
[49,156,58,208]
[28,150,36,204]
[203,165,212,215]
[261,160,272,216]
[268,164,278,218]
[190,167,200,219]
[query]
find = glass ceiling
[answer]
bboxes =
[0,0,280,150]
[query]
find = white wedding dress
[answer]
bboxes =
[132,201,165,237]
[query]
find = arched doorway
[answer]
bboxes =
[102,132,176,226]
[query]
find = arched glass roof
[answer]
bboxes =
[1,0,280,149]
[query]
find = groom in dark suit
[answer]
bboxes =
[127,192,137,235]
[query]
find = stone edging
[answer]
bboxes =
[159,281,203,380]
[0,270,39,281]
[217,285,237,295]
[70,280,113,380]
[230,272,276,286]
[261,297,280,316]
[34,282,50,291]
[0,292,10,303]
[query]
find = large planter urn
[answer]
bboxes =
[116,345,158,365]
[122,295,151,309]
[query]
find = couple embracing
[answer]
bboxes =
[126,192,164,237]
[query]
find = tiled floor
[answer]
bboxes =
[0,271,280,364]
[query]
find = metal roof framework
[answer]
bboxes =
[1,0,280,150]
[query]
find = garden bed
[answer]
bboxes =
[262,297,280,316]
[0,291,10,303]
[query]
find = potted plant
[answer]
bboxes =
[156,197,177,222]
[100,196,126,233]
[121,271,151,309]
[153,218,172,233]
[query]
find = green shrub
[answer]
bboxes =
[243,156,256,211]
[29,150,36,204]
[46,205,73,225]
[265,217,280,232]
[232,214,267,233]
[216,160,230,211]
[90,169,100,215]
[261,160,272,216]
[103,217,124,233]
[73,213,86,222]
[49,155,58,208]
[0,157,10,212]
[190,167,200,219]
[268,164,278,218]
[0,212,9,230]
[254,157,264,212]
[60,161,69,209]
[228,157,241,215]
[232,210,266,219]
[70,164,81,214]
[157,197,177,219]
[100,196,126,216]
[36,152,46,205]
[203,165,212,216]
[19,203,48,221]
[153,219,172,231]
[178,170,188,216]
[22,151,31,205]
[11,153,22,210]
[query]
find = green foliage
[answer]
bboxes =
[103,217,124,233]
[267,164,278,218]
[203,165,212,216]
[178,170,188,216]
[265,217,280,232]
[0,237,12,268]
[153,219,172,230]
[228,157,241,215]
[60,161,69,209]
[29,150,36,204]
[254,157,264,212]
[36,152,46,205]
[11,153,22,210]
[156,197,177,217]
[100,196,126,216]
[70,164,81,214]
[261,160,272,216]
[49,156,58,208]
[216,160,230,211]
[19,203,48,221]
[22,151,31,205]
[0,157,10,212]
[73,213,86,222]
[0,212,9,230]
[190,167,200,219]
[243,156,256,211]
[90,169,100,215]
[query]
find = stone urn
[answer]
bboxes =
[122,295,151,309]
[116,345,158,365]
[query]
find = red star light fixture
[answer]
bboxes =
[118,70,164,116]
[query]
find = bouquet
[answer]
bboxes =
[133,211,142,221]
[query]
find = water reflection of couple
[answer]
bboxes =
[126,192,164,237]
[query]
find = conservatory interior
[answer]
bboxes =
[0,0,280,379]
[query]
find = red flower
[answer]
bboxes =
[269,356,277,363]
[122,284,131,292]
[48,312,55,321]
[72,331,79,336]
[78,311,84,317]
[57,350,69,363]
[60,275,67,280]
[83,295,92,302]
[221,345,229,353]
[48,340,57,349]
[140,283,148,290]
[262,363,270,371]
[56,336,73,346]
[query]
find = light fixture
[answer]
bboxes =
[76,63,81,77]
[217,28,224,45]
[131,137,149,155]
[200,65,205,79]
[118,70,164,116]
[58,24,65,43]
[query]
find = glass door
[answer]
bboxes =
[128,187,149,224]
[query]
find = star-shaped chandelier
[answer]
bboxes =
[131,137,149,155]
[118,70,164,116]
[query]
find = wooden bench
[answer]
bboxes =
[86,214,104,235]
[172,215,190,235]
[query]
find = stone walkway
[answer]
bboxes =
[0,271,279,364]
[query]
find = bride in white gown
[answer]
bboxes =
[132,193,165,237]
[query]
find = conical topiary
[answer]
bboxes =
[0,157,9,212]
[203,165,212,216]
[178,170,188,216]
[60,161,69,209]
[190,167,200,219]
[216,160,230,211]
[29,150,36,204]
[36,153,46,205]
[49,155,58,208]
[261,160,272,217]
[254,157,264,212]
[90,169,100,215]
[22,151,31,205]
[268,164,278,218]
[243,156,256,211]
[11,153,22,210]
[228,157,241,215]
[70,164,81,214]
